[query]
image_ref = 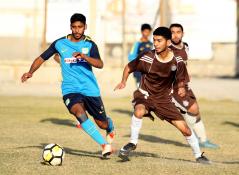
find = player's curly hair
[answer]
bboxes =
[153,27,171,40]
[70,13,86,24]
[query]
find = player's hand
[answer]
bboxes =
[114,82,126,91]
[21,72,32,83]
[178,87,186,97]
[73,52,86,60]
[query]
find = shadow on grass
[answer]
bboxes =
[216,161,239,165]
[116,150,195,163]
[111,109,132,116]
[15,144,239,165]
[16,143,102,159]
[222,121,239,128]
[117,151,239,165]
[40,118,75,127]
[124,134,188,148]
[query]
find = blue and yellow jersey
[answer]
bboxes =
[40,35,101,97]
[128,41,153,62]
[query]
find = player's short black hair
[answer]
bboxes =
[70,13,86,24]
[141,23,152,31]
[169,23,184,32]
[153,27,171,40]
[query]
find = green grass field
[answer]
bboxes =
[0,96,238,175]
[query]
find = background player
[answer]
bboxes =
[114,27,210,164]
[169,23,218,149]
[21,13,114,158]
[128,23,153,87]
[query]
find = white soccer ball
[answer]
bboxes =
[42,143,65,166]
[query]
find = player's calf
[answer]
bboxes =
[94,117,115,144]
[171,119,192,136]
[106,117,115,144]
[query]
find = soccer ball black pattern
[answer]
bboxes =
[42,143,65,166]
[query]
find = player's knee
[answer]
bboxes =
[75,113,88,123]
[182,126,192,136]
[134,110,144,118]
[70,104,85,116]
[188,102,199,115]
[134,105,146,118]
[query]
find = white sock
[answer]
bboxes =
[185,131,202,158]
[130,115,143,145]
[193,120,207,143]
[183,113,197,128]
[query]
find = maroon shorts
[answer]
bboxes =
[172,86,197,112]
[132,90,184,122]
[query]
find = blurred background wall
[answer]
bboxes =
[0,0,238,96]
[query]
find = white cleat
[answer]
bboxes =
[102,144,113,158]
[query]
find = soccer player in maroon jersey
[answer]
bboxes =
[169,23,218,149]
[114,27,211,164]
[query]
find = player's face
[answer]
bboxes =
[142,29,151,39]
[153,35,170,54]
[71,21,86,40]
[170,27,183,45]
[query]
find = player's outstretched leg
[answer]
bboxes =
[170,119,211,164]
[81,118,112,158]
[119,104,145,161]
[186,102,219,149]
[118,114,140,161]
[71,104,112,158]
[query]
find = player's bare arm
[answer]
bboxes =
[73,52,103,69]
[53,54,61,64]
[114,64,131,91]
[21,57,45,83]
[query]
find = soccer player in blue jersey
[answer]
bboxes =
[128,24,153,87]
[21,13,114,158]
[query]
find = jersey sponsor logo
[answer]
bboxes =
[82,48,89,54]
[64,57,87,64]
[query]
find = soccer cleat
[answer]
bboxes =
[199,140,219,149]
[196,152,211,164]
[118,143,137,161]
[102,144,113,158]
[106,131,115,144]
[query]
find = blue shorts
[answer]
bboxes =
[63,93,107,121]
